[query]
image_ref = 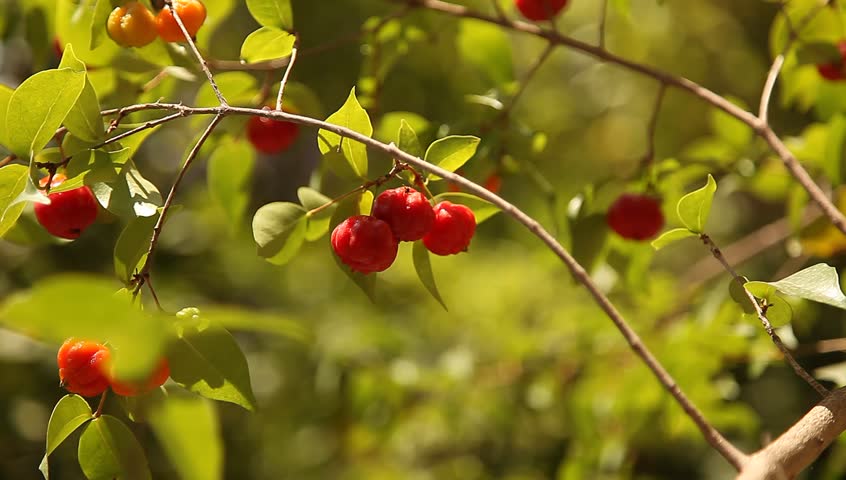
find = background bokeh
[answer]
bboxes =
[3,0,846,478]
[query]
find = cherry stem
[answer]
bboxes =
[94,391,108,418]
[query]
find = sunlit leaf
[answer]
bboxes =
[149,395,222,480]
[39,395,93,479]
[651,228,696,250]
[78,415,151,480]
[425,136,480,181]
[412,241,447,310]
[240,27,295,63]
[676,174,717,233]
[318,88,371,180]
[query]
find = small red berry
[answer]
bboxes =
[606,193,664,241]
[515,0,569,21]
[246,107,299,154]
[423,201,477,256]
[372,187,435,241]
[817,41,846,81]
[110,358,170,396]
[155,0,207,43]
[484,172,503,194]
[57,339,111,398]
[34,174,99,239]
[331,215,399,274]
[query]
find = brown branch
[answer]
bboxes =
[737,387,846,480]
[699,234,828,397]
[641,82,667,168]
[276,35,299,111]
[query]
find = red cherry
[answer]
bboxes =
[246,107,299,154]
[372,187,435,241]
[817,42,846,81]
[57,339,111,398]
[423,201,477,256]
[515,0,569,21]
[331,215,399,274]
[34,174,99,239]
[110,358,170,396]
[606,193,664,241]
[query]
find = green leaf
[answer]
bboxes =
[52,148,131,194]
[425,136,480,181]
[252,202,308,265]
[89,0,112,50]
[170,320,257,411]
[208,139,255,233]
[0,275,170,379]
[651,228,696,250]
[240,27,295,63]
[397,119,424,158]
[412,241,447,310]
[318,88,372,180]
[149,395,222,480]
[432,192,500,223]
[729,277,757,314]
[0,165,29,238]
[246,0,293,30]
[299,187,336,241]
[113,213,158,285]
[751,263,846,309]
[91,161,163,219]
[59,44,104,143]
[676,174,717,233]
[78,415,151,480]
[5,68,85,158]
[0,83,13,148]
[39,395,93,479]
[796,42,843,66]
[329,193,377,302]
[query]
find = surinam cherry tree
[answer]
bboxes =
[5,0,846,479]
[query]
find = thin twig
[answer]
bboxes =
[133,115,223,297]
[641,82,667,168]
[164,0,227,106]
[94,112,186,150]
[94,391,107,418]
[598,0,609,49]
[700,234,828,397]
[276,35,299,111]
[0,155,15,169]
[394,0,846,238]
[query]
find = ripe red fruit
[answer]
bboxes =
[331,215,399,274]
[110,358,170,396]
[515,0,569,21]
[57,339,111,398]
[34,174,99,239]
[484,172,503,194]
[372,187,435,241]
[606,193,664,241]
[423,202,477,256]
[246,107,299,154]
[816,42,846,81]
[107,1,158,48]
[155,0,207,42]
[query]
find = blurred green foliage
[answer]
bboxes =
[4,0,846,479]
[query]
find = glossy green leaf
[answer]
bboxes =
[91,161,162,219]
[252,202,308,265]
[149,395,222,480]
[432,192,500,223]
[318,88,372,180]
[208,139,255,232]
[51,147,131,194]
[0,83,13,148]
[729,277,757,314]
[5,68,85,158]
[651,228,696,250]
[246,0,293,30]
[56,0,120,67]
[89,0,111,50]
[0,165,29,238]
[59,44,104,143]
[114,213,158,285]
[397,119,424,158]
[39,395,93,479]
[78,415,151,480]
[425,136,480,181]
[170,320,258,411]
[676,174,717,233]
[299,187,336,241]
[751,263,846,309]
[412,241,447,310]
[0,275,170,379]
[240,27,295,63]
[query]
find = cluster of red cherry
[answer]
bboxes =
[332,187,477,274]
[57,338,170,398]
